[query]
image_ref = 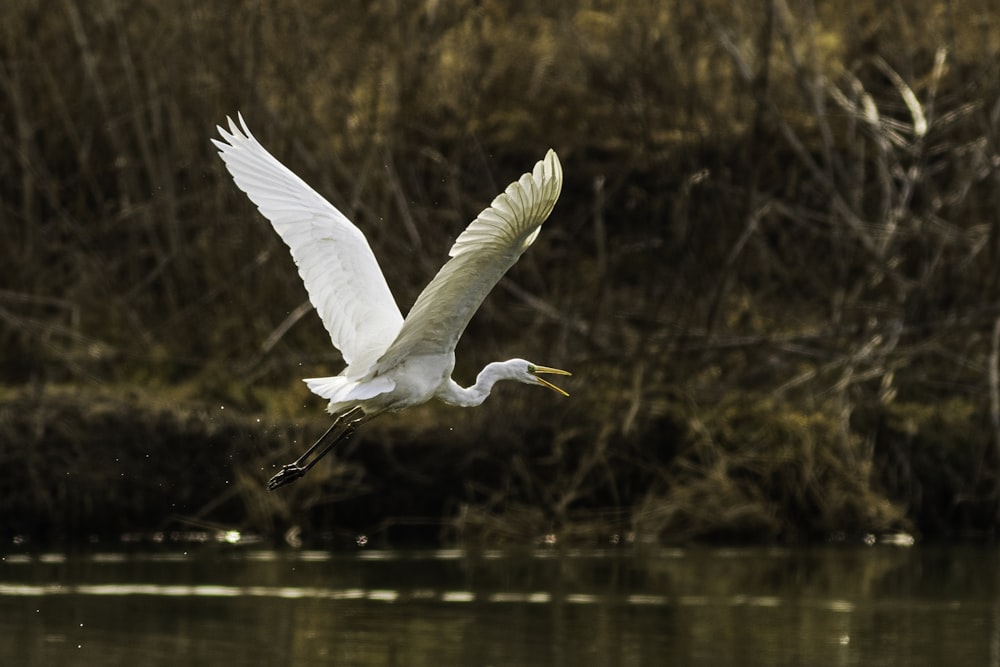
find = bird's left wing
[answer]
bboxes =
[375,150,562,372]
[213,114,404,375]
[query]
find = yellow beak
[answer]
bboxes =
[529,365,572,397]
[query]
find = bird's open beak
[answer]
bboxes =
[530,365,572,397]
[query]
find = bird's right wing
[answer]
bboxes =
[374,150,563,373]
[213,114,404,375]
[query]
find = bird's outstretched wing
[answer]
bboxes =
[375,150,563,373]
[213,114,404,375]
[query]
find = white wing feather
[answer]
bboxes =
[375,149,563,373]
[213,114,403,376]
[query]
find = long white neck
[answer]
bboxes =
[436,361,523,408]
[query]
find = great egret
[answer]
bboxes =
[213,114,569,490]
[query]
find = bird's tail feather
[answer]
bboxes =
[303,375,395,407]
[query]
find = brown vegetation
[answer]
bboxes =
[2,1,1000,545]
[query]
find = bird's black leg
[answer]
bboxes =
[267,407,366,491]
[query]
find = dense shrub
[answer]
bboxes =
[2,1,1000,543]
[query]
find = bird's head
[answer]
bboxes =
[509,359,572,396]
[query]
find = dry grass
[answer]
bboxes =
[2,0,1000,543]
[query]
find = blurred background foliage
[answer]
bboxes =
[2,0,1000,545]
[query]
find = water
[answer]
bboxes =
[1,544,997,666]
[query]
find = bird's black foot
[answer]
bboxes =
[267,464,307,491]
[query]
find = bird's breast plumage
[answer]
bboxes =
[374,352,456,410]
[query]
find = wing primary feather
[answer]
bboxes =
[375,150,563,372]
[214,115,404,375]
[217,123,561,388]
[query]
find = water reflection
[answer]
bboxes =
[1,546,997,666]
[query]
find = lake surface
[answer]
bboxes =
[1,543,997,666]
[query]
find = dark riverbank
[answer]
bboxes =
[1,382,991,546]
[3,2,1000,545]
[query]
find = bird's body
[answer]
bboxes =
[213,114,568,489]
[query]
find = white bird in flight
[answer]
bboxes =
[213,114,570,490]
